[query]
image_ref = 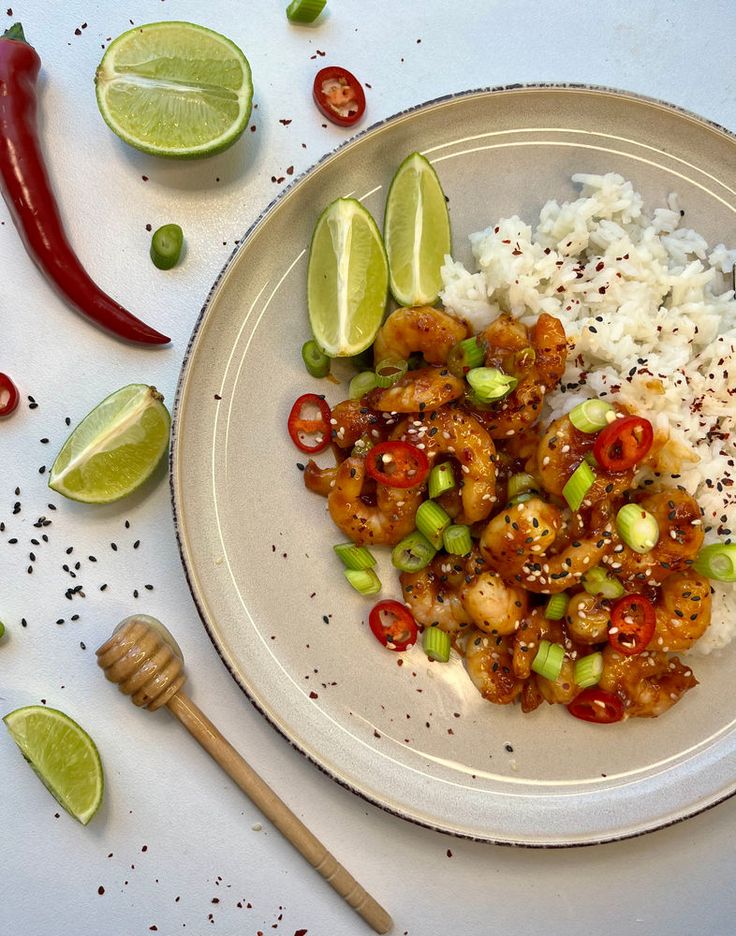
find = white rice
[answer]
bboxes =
[440,172,736,654]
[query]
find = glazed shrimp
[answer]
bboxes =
[650,569,712,652]
[373,305,468,365]
[464,629,522,705]
[471,312,568,439]
[460,571,528,636]
[536,412,633,500]
[400,553,473,635]
[303,460,337,496]
[329,399,386,450]
[479,496,614,593]
[393,406,497,523]
[598,646,697,718]
[607,488,704,586]
[327,456,422,546]
[366,366,465,413]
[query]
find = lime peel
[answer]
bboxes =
[4,706,104,825]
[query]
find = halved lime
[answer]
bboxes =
[49,384,170,503]
[95,21,253,158]
[384,152,451,307]
[4,706,104,825]
[307,198,388,357]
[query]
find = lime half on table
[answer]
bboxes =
[4,706,104,825]
[307,198,389,357]
[95,21,253,158]
[384,151,451,307]
[49,384,170,503]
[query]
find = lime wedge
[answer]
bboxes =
[4,706,104,825]
[49,384,170,503]
[95,21,253,158]
[384,151,451,307]
[307,198,389,357]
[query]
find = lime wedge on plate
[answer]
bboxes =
[95,21,253,158]
[49,384,170,503]
[384,151,451,306]
[4,706,104,825]
[307,198,389,357]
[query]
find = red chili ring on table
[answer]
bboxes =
[365,440,429,489]
[369,599,418,651]
[608,593,656,656]
[567,687,625,724]
[593,415,653,472]
[313,66,366,127]
[0,373,19,417]
[287,393,332,454]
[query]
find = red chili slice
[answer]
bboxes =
[608,593,656,656]
[287,393,332,454]
[365,441,429,489]
[369,599,418,651]
[0,372,19,417]
[313,66,366,127]
[593,415,653,472]
[567,687,625,724]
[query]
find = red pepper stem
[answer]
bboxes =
[3,23,27,43]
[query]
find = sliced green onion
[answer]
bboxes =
[0,620,5,640]
[569,399,615,433]
[507,491,538,507]
[333,542,376,570]
[443,524,472,556]
[574,652,604,689]
[150,223,183,270]
[415,501,452,550]
[349,371,378,399]
[301,339,330,378]
[344,568,381,595]
[583,452,599,468]
[428,462,456,499]
[616,503,660,554]
[466,367,518,403]
[507,472,538,499]
[531,640,565,681]
[562,461,596,512]
[422,626,451,662]
[692,543,736,582]
[375,357,408,388]
[544,593,569,621]
[582,566,625,600]
[391,530,436,572]
[286,0,327,22]
[447,336,485,378]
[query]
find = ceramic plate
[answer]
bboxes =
[171,86,736,846]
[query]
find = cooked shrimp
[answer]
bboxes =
[303,460,337,496]
[471,313,568,439]
[536,412,633,500]
[327,456,422,546]
[512,607,551,679]
[460,571,528,636]
[329,399,386,450]
[373,305,468,365]
[366,366,465,413]
[393,405,497,523]
[564,592,611,644]
[464,629,522,705]
[479,496,614,593]
[400,554,472,635]
[650,570,712,652]
[598,646,697,718]
[537,658,578,706]
[606,488,705,586]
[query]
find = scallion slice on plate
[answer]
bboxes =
[569,399,615,433]
[286,0,327,23]
[422,626,451,662]
[692,542,736,582]
[428,462,455,499]
[415,501,452,550]
[563,461,596,512]
[574,652,604,689]
[582,566,625,600]
[333,542,376,570]
[466,367,517,403]
[344,568,381,595]
[374,357,408,388]
[349,370,378,399]
[616,503,659,553]
[391,530,436,572]
[443,524,472,556]
[544,593,569,621]
[532,640,565,681]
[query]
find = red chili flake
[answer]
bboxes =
[295,931,308,936]
[286,166,294,175]
[145,223,152,231]
[595,261,605,271]
[309,691,318,699]
[141,175,149,182]
[446,849,453,857]
[98,886,105,895]
[74,27,81,35]
[279,119,292,126]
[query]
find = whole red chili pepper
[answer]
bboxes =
[0,24,169,345]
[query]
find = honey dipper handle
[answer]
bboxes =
[167,691,393,935]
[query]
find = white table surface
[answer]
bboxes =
[2,1,736,934]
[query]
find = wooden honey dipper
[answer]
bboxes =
[96,614,393,934]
